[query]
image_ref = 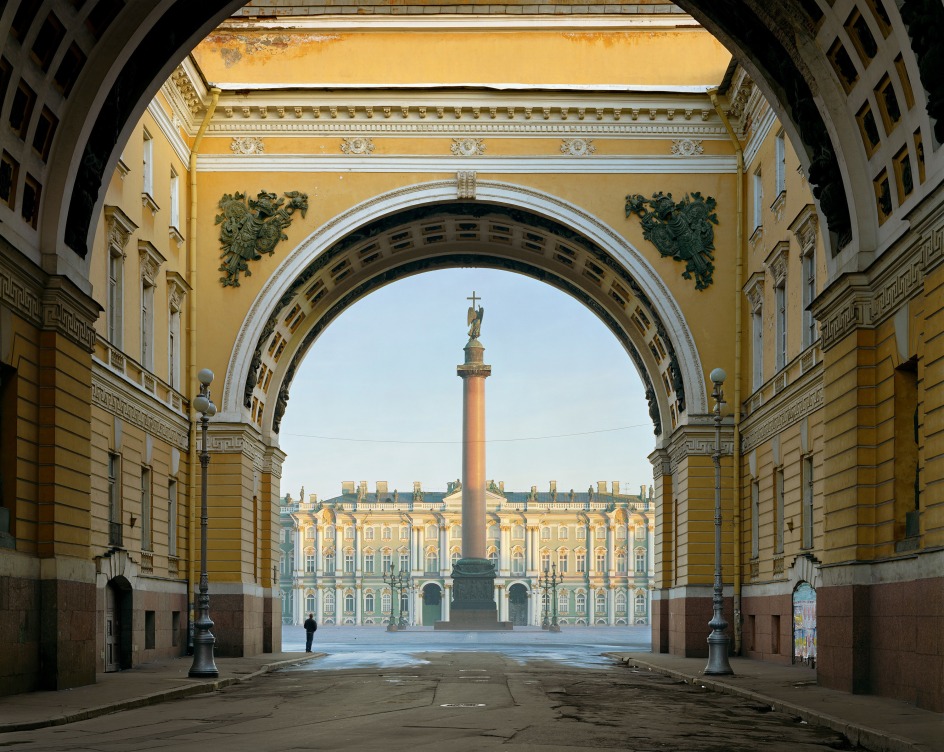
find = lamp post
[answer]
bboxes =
[705,367,734,675]
[548,563,562,633]
[383,563,405,632]
[189,368,219,679]
[540,568,549,629]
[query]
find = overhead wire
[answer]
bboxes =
[282,423,652,445]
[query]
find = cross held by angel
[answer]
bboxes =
[467,291,484,338]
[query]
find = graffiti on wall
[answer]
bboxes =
[793,581,817,666]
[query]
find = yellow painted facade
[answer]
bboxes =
[1,1,943,712]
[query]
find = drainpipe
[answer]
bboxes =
[187,87,221,652]
[709,88,744,655]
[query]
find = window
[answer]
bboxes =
[752,303,764,389]
[775,281,787,371]
[306,593,315,613]
[576,526,586,539]
[141,277,154,370]
[775,467,785,554]
[513,524,524,539]
[595,550,606,571]
[305,551,315,573]
[452,550,461,567]
[364,526,374,540]
[802,456,814,549]
[635,524,645,539]
[381,592,391,614]
[345,526,354,540]
[399,525,409,540]
[425,552,437,572]
[540,551,550,572]
[452,524,462,539]
[488,524,499,539]
[540,526,550,540]
[635,593,646,612]
[168,308,180,389]
[425,524,437,539]
[802,250,817,348]
[558,590,568,614]
[399,552,409,572]
[171,611,180,647]
[751,480,760,559]
[325,525,335,539]
[344,593,354,613]
[575,592,587,614]
[324,591,335,613]
[775,131,786,196]
[595,591,606,614]
[169,168,179,230]
[140,467,152,551]
[557,551,568,573]
[382,552,391,572]
[167,479,177,557]
[344,551,354,573]
[635,550,646,572]
[753,168,763,230]
[324,552,335,571]
[280,555,285,575]
[557,525,568,539]
[616,526,626,540]
[616,591,627,613]
[364,551,374,574]
[305,526,315,540]
[512,550,525,574]
[108,247,123,347]
[365,593,375,613]
[576,551,586,573]
[488,549,499,569]
[616,551,627,573]
[142,130,153,197]
[595,526,606,540]
[400,591,409,614]
[382,526,391,540]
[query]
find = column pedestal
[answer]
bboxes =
[435,558,511,630]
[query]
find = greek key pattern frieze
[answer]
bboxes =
[740,383,823,453]
[669,438,734,471]
[0,261,42,325]
[42,298,97,352]
[91,375,190,450]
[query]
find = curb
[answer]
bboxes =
[605,654,926,752]
[0,653,324,734]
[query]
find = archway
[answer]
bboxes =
[104,577,132,672]
[422,583,442,626]
[508,584,529,627]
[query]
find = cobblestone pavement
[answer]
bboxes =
[0,627,864,752]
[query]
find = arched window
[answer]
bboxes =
[343,592,354,612]
[306,593,315,613]
[576,550,586,573]
[540,551,550,572]
[399,525,409,540]
[596,526,606,540]
[381,551,391,571]
[452,524,462,539]
[512,550,525,574]
[305,549,315,573]
[595,590,606,614]
[557,589,568,614]
[635,550,646,571]
[540,526,550,540]
[488,524,499,539]
[426,551,438,572]
[399,552,410,572]
[595,549,606,571]
[451,550,461,566]
[325,525,335,539]
[575,592,587,613]
[400,591,409,613]
[557,550,568,573]
[635,524,646,539]
[616,551,627,573]
[365,593,375,613]
[513,524,524,539]
[364,549,375,574]
[616,526,626,539]
[616,591,627,612]
[382,526,392,540]
[635,592,646,612]
[558,525,568,539]
[488,549,499,569]
[426,524,437,539]
[365,526,375,540]
[381,591,391,613]
[324,551,335,571]
[305,526,315,540]
[344,550,355,573]
[324,591,335,612]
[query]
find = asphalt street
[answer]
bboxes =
[0,627,863,751]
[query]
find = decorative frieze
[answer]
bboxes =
[340,137,374,155]
[740,381,823,453]
[561,138,596,157]
[457,171,476,199]
[166,270,190,314]
[766,241,789,286]
[789,204,818,254]
[670,138,703,156]
[42,276,99,352]
[230,136,265,154]
[91,370,190,450]
[0,249,43,325]
[104,205,137,255]
[744,272,764,314]
[451,138,485,157]
[138,241,166,287]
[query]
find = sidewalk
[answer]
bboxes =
[605,652,943,752]
[0,652,322,734]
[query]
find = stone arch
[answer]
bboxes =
[222,180,708,442]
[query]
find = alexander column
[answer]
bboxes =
[436,292,511,630]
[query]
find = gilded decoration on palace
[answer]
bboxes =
[217,190,309,287]
[625,191,718,290]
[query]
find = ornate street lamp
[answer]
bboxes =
[383,563,405,632]
[548,563,562,633]
[189,368,219,678]
[540,568,550,629]
[705,367,734,675]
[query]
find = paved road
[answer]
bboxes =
[1,627,862,751]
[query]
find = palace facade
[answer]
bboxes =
[279,481,654,627]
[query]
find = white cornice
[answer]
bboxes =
[196,153,738,174]
[743,104,777,170]
[147,99,191,166]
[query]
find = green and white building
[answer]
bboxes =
[278,480,654,627]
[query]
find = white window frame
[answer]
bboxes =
[775,130,786,196]
[167,478,177,557]
[775,281,787,372]
[753,167,763,230]
[108,247,124,347]
[802,249,817,348]
[169,167,180,231]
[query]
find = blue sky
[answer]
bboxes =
[278,268,655,502]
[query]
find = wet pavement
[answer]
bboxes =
[0,627,939,751]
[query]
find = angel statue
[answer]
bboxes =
[467,291,484,338]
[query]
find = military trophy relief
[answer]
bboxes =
[217,190,309,288]
[625,191,718,291]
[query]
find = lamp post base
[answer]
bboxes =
[704,632,733,675]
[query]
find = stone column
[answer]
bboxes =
[334,584,342,623]
[334,526,342,577]
[458,337,490,560]
[316,585,324,624]
[355,584,362,624]
[355,525,362,576]
[315,523,323,577]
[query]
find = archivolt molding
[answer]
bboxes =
[91,367,190,451]
[221,180,708,425]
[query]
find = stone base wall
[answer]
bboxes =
[740,591,794,665]
[212,587,273,657]
[657,588,736,658]
[0,572,41,695]
[651,595,670,653]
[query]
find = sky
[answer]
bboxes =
[278,268,656,502]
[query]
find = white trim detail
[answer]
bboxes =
[146,100,190,167]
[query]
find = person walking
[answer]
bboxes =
[303,613,318,653]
